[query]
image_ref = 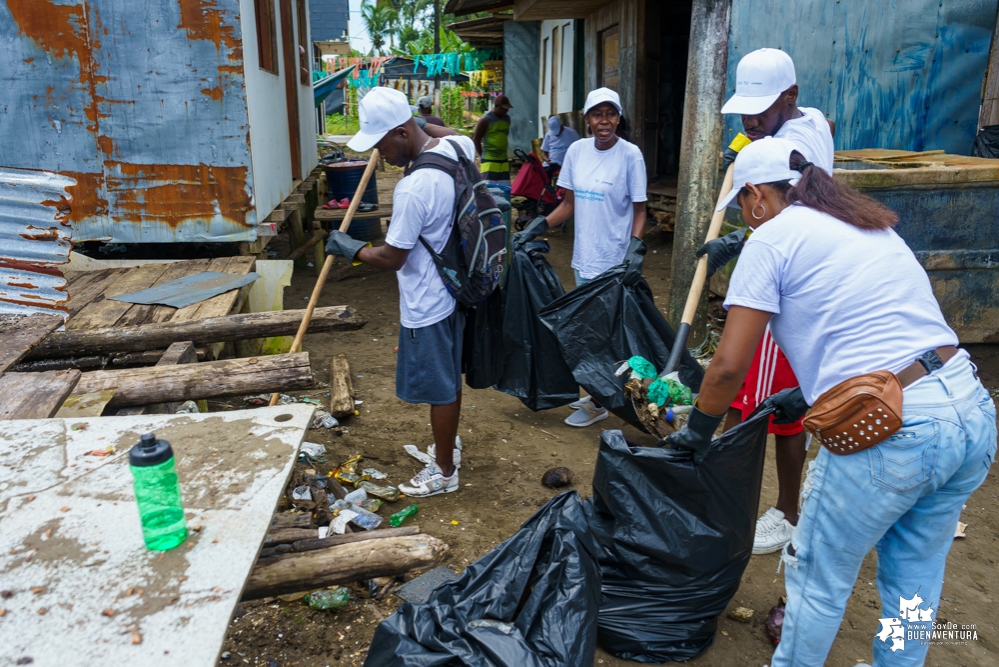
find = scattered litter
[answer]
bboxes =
[305,587,350,610]
[220,652,232,660]
[354,400,363,406]
[332,500,383,530]
[357,481,403,502]
[174,401,199,414]
[70,423,87,431]
[300,397,323,406]
[541,467,574,489]
[84,447,115,457]
[244,394,297,406]
[362,468,388,480]
[317,526,329,539]
[728,607,754,623]
[310,409,339,429]
[450,520,459,526]
[291,486,312,502]
[359,498,382,513]
[955,521,967,538]
[298,442,327,463]
[344,488,367,504]
[393,566,460,604]
[766,597,786,645]
[389,504,419,527]
[330,510,357,534]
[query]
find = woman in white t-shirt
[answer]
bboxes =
[666,137,996,667]
[512,87,648,427]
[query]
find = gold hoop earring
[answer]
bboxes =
[752,203,766,220]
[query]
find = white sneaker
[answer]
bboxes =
[404,436,462,468]
[564,402,609,427]
[753,507,795,555]
[569,395,593,410]
[398,463,459,497]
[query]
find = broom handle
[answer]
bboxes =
[268,150,380,407]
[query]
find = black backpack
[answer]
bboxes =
[407,139,507,307]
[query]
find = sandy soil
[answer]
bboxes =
[217,168,998,667]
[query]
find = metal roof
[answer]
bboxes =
[0,167,77,318]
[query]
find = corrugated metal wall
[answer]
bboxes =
[0,0,257,243]
[726,0,999,155]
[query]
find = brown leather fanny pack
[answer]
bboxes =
[804,346,958,455]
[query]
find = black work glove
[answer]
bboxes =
[511,215,549,250]
[767,386,810,424]
[722,145,740,170]
[324,230,368,263]
[622,236,646,286]
[696,229,747,277]
[660,405,724,464]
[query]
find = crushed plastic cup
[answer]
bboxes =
[292,485,312,501]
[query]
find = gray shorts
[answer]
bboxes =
[396,308,465,405]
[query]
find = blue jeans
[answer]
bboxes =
[572,268,590,289]
[772,353,996,666]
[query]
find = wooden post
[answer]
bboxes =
[329,353,355,417]
[311,219,326,277]
[667,0,732,344]
[287,209,307,269]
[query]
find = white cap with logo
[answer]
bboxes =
[716,136,801,211]
[721,48,796,116]
[583,87,622,115]
[347,87,414,152]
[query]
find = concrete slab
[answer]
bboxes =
[0,405,314,667]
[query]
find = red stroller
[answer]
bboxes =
[511,149,563,229]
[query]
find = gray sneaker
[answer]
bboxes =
[569,395,593,410]
[564,402,609,427]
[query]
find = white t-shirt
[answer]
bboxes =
[723,205,957,404]
[774,107,835,175]
[541,126,580,165]
[557,137,648,279]
[385,135,476,329]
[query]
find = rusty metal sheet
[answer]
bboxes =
[0,0,257,243]
[0,167,77,318]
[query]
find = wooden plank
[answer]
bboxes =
[0,405,311,666]
[115,260,211,328]
[0,313,65,374]
[54,390,117,418]
[174,256,257,323]
[0,369,81,420]
[72,352,314,408]
[140,258,214,325]
[116,341,199,416]
[64,268,129,320]
[66,263,171,330]
[329,353,355,417]
[287,208,307,268]
[264,207,291,223]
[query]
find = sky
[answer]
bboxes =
[347,0,373,55]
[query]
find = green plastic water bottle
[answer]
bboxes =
[389,503,419,527]
[129,433,187,551]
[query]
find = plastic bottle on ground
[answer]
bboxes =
[129,433,187,551]
[390,504,419,527]
[305,587,350,610]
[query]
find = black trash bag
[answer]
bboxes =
[365,491,602,667]
[538,267,704,429]
[462,290,505,389]
[496,239,579,410]
[972,124,999,158]
[586,403,773,663]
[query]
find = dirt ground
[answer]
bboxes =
[218,168,998,667]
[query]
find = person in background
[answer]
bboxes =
[473,95,513,185]
[513,87,647,428]
[667,136,994,667]
[698,47,837,555]
[540,116,580,178]
[325,87,472,497]
[417,95,445,127]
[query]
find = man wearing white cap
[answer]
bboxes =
[325,87,475,497]
[513,87,648,428]
[697,48,837,556]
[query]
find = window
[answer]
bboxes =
[541,37,548,89]
[255,0,278,74]
[296,0,309,84]
[599,25,620,91]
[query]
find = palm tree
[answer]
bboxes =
[361,1,396,55]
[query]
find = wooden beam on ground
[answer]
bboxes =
[0,369,81,420]
[116,341,198,416]
[72,352,313,409]
[28,306,365,359]
[291,526,420,553]
[242,534,448,600]
[0,314,65,374]
[14,350,169,373]
[329,353,355,417]
[264,527,318,546]
[270,513,314,529]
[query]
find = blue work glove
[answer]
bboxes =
[660,405,724,464]
[324,230,367,263]
[766,386,810,424]
[621,236,647,286]
[511,215,549,249]
[696,229,747,277]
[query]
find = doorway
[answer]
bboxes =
[280,0,302,180]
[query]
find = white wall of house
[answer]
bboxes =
[537,19,576,130]
[294,4,319,178]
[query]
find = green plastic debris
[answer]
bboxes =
[627,355,657,379]
[647,377,693,407]
[304,586,350,610]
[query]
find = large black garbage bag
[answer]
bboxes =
[972,124,999,158]
[496,239,579,410]
[586,404,773,662]
[365,492,602,667]
[538,267,704,429]
[463,290,505,389]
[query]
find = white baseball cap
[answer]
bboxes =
[583,87,622,115]
[347,87,414,152]
[716,136,801,211]
[721,48,796,115]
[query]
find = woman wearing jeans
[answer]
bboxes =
[666,137,996,666]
